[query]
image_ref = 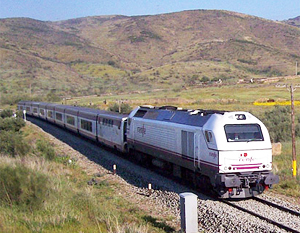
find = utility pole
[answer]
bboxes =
[296,62,298,76]
[276,83,299,178]
[290,84,297,178]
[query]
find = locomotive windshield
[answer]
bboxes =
[225,124,263,142]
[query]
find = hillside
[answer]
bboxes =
[284,16,300,28]
[1,10,300,101]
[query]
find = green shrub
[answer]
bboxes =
[0,131,30,157]
[0,164,49,211]
[261,106,300,142]
[200,76,210,83]
[36,139,56,161]
[0,109,13,118]
[0,117,26,132]
[108,102,132,114]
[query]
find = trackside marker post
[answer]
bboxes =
[148,183,152,196]
[113,164,117,175]
[23,110,26,122]
[180,192,198,233]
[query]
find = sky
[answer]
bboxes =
[0,0,299,22]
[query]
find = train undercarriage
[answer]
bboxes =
[214,171,280,198]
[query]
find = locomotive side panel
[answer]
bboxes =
[128,118,198,171]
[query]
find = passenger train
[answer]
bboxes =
[18,101,279,198]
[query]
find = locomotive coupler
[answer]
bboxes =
[244,178,250,188]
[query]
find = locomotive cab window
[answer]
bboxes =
[225,124,263,142]
[205,131,214,143]
[134,110,147,118]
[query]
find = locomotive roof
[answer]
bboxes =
[135,106,226,127]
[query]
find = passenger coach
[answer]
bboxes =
[18,101,128,153]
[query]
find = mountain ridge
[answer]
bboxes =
[1,10,300,99]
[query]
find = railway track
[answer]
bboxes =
[222,197,300,233]
[253,196,300,218]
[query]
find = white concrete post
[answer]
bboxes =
[23,110,26,122]
[180,192,198,233]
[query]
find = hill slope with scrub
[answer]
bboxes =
[1,10,300,100]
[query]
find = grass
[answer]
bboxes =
[271,140,300,197]
[0,123,175,233]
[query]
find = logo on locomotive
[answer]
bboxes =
[209,151,217,159]
[239,153,254,162]
[137,125,146,137]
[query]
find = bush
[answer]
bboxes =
[200,76,210,83]
[0,164,49,211]
[0,117,25,132]
[36,139,56,161]
[261,106,300,142]
[0,131,30,157]
[0,109,13,118]
[108,102,132,114]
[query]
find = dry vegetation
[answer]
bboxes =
[0,116,174,232]
[1,10,300,102]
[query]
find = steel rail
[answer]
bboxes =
[253,196,300,217]
[221,199,300,233]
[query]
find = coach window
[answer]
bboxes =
[56,113,63,121]
[117,121,121,129]
[40,109,45,116]
[81,119,93,132]
[48,111,53,118]
[26,107,30,112]
[33,108,38,113]
[102,118,113,127]
[66,115,75,125]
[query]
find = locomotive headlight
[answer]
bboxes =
[235,114,246,120]
[224,166,228,170]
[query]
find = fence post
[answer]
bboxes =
[179,192,198,233]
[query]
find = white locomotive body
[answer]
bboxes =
[127,106,279,198]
